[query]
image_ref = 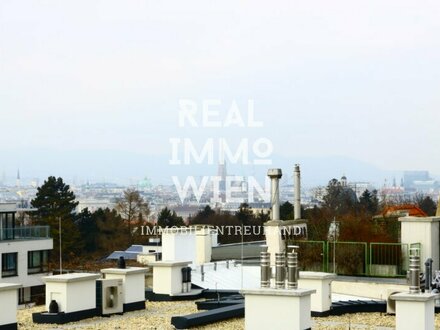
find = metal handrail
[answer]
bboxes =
[0,226,50,241]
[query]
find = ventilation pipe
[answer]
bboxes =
[275,253,286,289]
[260,251,271,288]
[409,248,421,294]
[267,169,282,220]
[294,164,301,220]
[186,267,192,292]
[181,267,188,293]
[287,246,299,289]
[117,256,126,269]
[425,258,433,292]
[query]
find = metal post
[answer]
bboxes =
[293,164,301,220]
[201,265,205,282]
[59,217,62,275]
[275,253,286,289]
[409,248,420,294]
[260,251,271,288]
[287,251,298,289]
[333,217,336,274]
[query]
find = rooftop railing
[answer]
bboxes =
[0,226,50,241]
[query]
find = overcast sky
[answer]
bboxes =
[1,0,440,183]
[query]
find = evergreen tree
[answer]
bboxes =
[416,195,437,216]
[93,208,130,253]
[235,203,253,225]
[31,176,81,260]
[359,189,379,214]
[280,201,294,219]
[190,205,215,224]
[76,208,98,253]
[157,207,185,227]
[323,179,358,215]
[256,210,270,222]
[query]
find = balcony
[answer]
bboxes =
[0,226,50,241]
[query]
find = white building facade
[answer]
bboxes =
[0,203,53,303]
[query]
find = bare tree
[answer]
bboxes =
[116,188,150,241]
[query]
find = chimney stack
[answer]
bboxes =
[294,164,301,220]
[267,169,282,220]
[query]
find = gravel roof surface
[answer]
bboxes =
[16,302,440,329]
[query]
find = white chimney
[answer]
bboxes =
[267,169,282,220]
[294,164,301,220]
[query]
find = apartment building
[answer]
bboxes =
[0,203,53,303]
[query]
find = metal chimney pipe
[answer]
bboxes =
[260,251,271,288]
[294,164,301,220]
[287,251,298,289]
[267,169,282,220]
[409,248,420,294]
[275,252,286,289]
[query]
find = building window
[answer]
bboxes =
[0,212,15,240]
[2,252,18,277]
[28,250,49,274]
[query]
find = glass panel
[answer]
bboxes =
[2,253,18,277]
[28,250,49,274]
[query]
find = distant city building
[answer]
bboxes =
[403,170,438,192]
[217,162,227,192]
[76,199,115,213]
[16,169,20,188]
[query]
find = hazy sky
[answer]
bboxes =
[1,0,440,183]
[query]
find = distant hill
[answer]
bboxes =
[0,148,414,187]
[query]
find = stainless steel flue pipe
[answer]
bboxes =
[275,253,286,289]
[260,251,271,288]
[409,248,421,294]
[287,251,298,289]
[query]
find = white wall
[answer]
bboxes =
[46,281,96,313]
[196,228,212,264]
[102,268,147,304]
[0,239,53,287]
[152,266,183,295]
[162,229,197,263]
[0,286,20,326]
[244,292,312,330]
[332,280,408,300]
[399,216,440,271]
[162,227,218,264]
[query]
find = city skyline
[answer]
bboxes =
[1,1,440,186]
